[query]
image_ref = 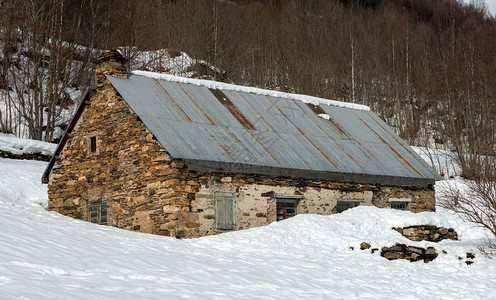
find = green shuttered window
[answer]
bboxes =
[215,193,234,230]
[336,200,361,213]
[390,201,408,210]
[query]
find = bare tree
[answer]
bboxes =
[440,154,496,252]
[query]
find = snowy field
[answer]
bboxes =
[1,157,496,299]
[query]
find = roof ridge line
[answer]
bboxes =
[129,70,371,111]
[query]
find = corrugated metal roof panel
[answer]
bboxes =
[107,74,442,186]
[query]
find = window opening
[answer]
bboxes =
[90,136,97,152]
[87,135,99,155]
[89,201,107,224]
[276,198,297,221]
[390,201,408,210]
[336,200,361,213]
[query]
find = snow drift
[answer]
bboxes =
[0,156,495,299]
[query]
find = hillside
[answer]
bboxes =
[2,0,496,152]
[0,143,495,298]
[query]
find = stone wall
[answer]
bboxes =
[0,150,51,161]
[47,51,436,239]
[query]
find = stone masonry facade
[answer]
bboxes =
[47,51,436,238]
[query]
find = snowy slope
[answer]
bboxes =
[0,157,495,299]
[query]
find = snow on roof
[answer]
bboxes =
[131,70,371,111]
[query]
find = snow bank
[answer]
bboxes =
[0,133,56,156]
[1,157,495,299]
[131,70,371,111]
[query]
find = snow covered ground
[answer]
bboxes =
[0,157,495,298]
[0,133,56,156]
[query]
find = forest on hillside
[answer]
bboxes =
[0,0,495,176]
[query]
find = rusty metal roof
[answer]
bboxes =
[107,74,441,187]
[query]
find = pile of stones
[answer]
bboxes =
[359,225,460,263]
[380,243,438,262]
[393,225,458,242]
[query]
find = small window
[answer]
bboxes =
[89,201,107,224]
[389,198,411,211]
[276,199,297,221]
[336,200,361,213]
[215,193,234,231]
[87,135,99,155]
[391,201,408,210]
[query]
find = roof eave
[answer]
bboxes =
[183,159,437,188]
[41,88,92,184]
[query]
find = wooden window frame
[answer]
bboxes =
[88,200,107,224]
[336,199,363,213]
[215,193,235,231]
[87,134,99,156]
[276,197,299,221]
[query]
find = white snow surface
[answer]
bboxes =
[0,133,56,156]
[1,158,496,299]
[412,146,461,179]
[318,113,331,120]
[131,70,371,111]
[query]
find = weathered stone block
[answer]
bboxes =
[185,222,200,229]
[163,205,181,213]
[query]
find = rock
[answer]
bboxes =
[64,199,75,207]
[221,176,232,183]
[403,228,417,237]
[383,251,404,260]
[425,247,437,255]
[424,247,438,262]
[466,252,475,259]
[390,244,407,252]
[360,242,371,250]
[163,205,181,213]
[406,246,424,255]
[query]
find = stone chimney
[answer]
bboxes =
[95,50,128,87]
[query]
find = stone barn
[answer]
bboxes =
[42,51,441,238]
